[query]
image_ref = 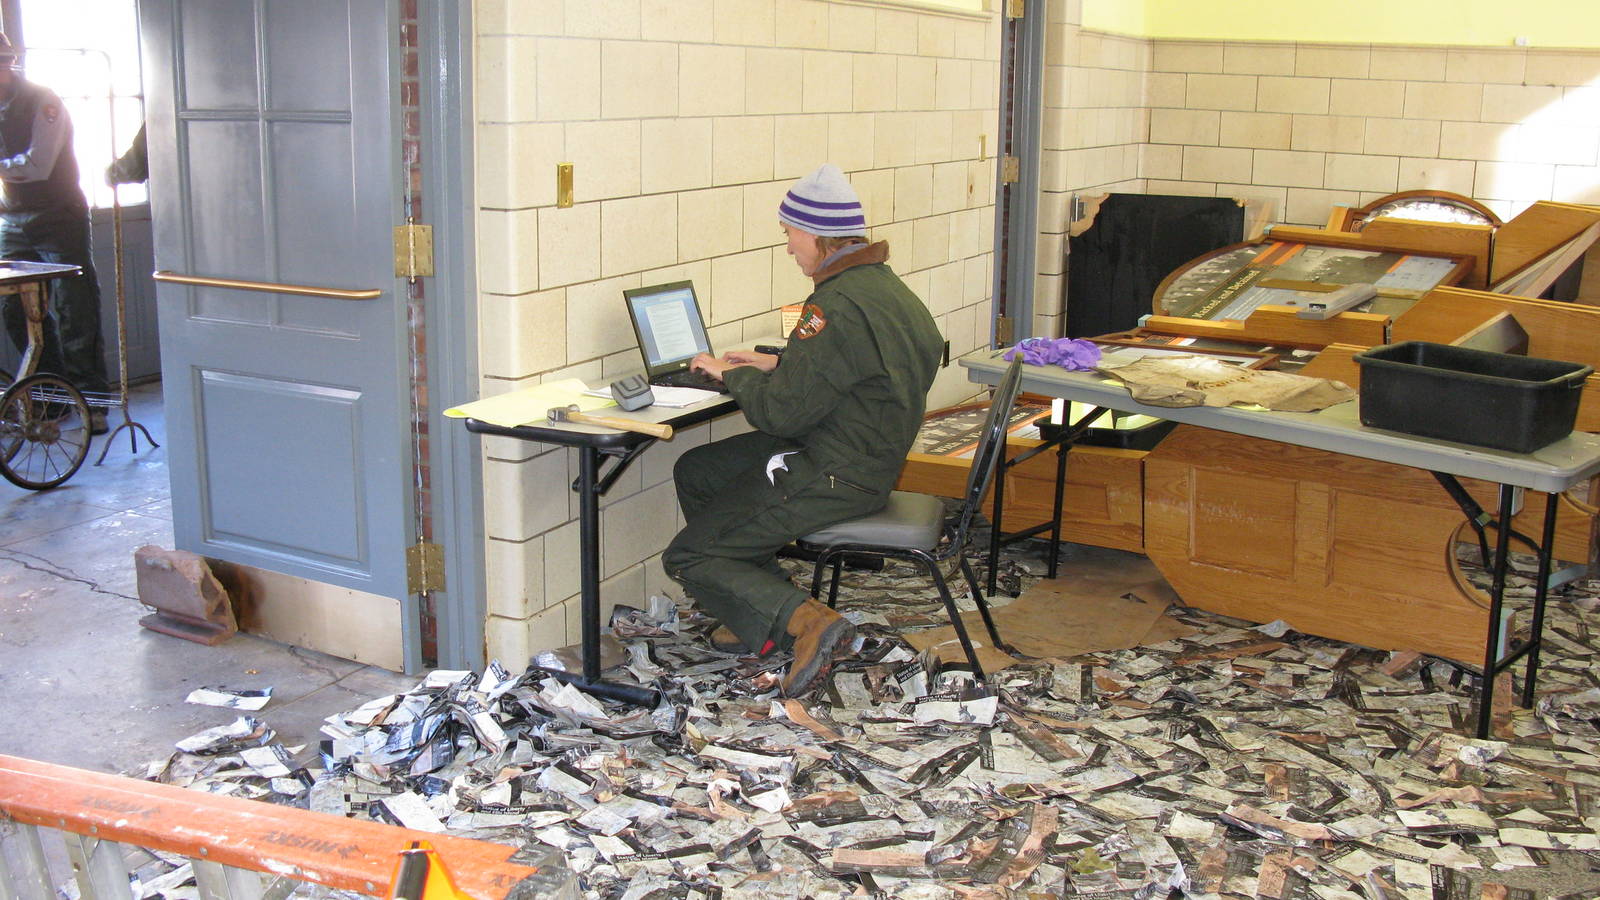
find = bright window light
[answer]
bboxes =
[19,0,145,208]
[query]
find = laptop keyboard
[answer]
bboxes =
[654,369,729,393]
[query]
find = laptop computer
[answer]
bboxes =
[623,281,729,393]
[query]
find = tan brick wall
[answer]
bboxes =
[473,0,1002,660]
[1040,23,1600,336]
[1037,1,1147,336]
[1140,39,1600,225]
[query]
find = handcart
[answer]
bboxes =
[1,261,105,489]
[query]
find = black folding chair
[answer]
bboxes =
[795,358,1025,678]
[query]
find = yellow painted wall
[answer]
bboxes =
[1084,0,1600,49]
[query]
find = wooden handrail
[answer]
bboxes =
[0,754,544,900]
[154,270,382,300]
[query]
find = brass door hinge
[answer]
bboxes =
[394,223,435,278]
[996,315,1015,345]
[1006,0,1025,19]
[1001,155,1021,183]
[406,541,445,594]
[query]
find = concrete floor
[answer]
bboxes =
[0,382,415,777]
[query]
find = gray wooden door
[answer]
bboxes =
[141,0,411,599]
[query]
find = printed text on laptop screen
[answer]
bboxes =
[634,287,709,365]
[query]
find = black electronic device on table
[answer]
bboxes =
[609,374,654,411]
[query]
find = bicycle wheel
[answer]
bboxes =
[0,373,91,490]
[0,366,12,465]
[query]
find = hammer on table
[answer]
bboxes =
[546,404,673,439]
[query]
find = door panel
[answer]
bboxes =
[143,0,410,599]
[178,5,259,109]
[185,121,269,293]
[272,125,361,295]
[265,1,353,111]
[200,371,365,564]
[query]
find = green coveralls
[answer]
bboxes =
[663,242,944,652]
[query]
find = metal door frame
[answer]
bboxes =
[415,0,482,670]
[991,1,1046,344]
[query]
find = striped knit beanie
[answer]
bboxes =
[777,164,867,237]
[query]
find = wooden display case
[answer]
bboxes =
[921,199,1600,662]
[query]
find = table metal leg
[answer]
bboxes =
[1471,485,1561,738]
[535,446,659,707]
[1476,485,1517,738]
[17,284,45,379]
[578,447,602,683]
[1521,493,1560,708]
[983,407,1108,594]
[1046,443,1068,579]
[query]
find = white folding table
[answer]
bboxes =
[964,351,1600,738]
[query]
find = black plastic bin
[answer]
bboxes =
[1353,341,1591,453]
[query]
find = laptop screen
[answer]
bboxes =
[624,281,712,370]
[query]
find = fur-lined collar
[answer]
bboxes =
[812,241,889,284]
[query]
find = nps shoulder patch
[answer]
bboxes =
[794,302,827,339]
[42,103,59,124]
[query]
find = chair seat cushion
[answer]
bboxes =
[799,490,945,551]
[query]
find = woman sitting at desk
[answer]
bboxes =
[662,163,944,697]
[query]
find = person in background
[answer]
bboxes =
[0,33,109,433]
[105,122,146,186]
[663,163,945,698]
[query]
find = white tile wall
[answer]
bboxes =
[742,180,790,248]
[827,113,877,173]
[479,2,1013,653]
[602,41,679,119]
[566,120,642,201]
[640,118,714,194]
[484,451,572,541]
[486,535,543,619]
[643,0,713,42]
[476,122,564,209]
[714,0,777,47]
[537,202,601,287]
[773,115,831,179]
[565,274,642,362]
[713,116,776,185]
[536,39,601,121]
[602,482,678,579]
[746,48,805,114]
[601,194,680,276]
[775,0,830,50]
[479,287,566,379]
[681,45,748,117]
[678,186,746,262]
[566,0,641,39]
[710,249,774,324]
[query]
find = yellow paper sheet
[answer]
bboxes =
[443,378,615,428]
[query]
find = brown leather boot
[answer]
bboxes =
[781,598,855,697]
[708,624,745,653]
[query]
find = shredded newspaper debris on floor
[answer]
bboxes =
[136,539,1600,899]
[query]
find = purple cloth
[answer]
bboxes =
[1003,337,1101,371]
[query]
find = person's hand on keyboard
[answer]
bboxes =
[689,352,729,381]
[719,349,780,373]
